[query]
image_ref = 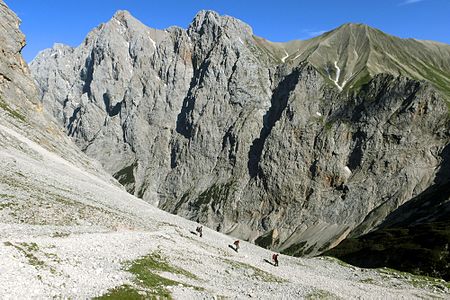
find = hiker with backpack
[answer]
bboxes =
[272,253,279,266]
[233,240,240,252]
[196,225,203,237]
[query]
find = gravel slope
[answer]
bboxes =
[1,119,449,299]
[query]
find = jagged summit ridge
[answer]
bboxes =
[33,9,450,94]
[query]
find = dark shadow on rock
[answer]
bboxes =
[325,155,450,281]
[247,68,300,178]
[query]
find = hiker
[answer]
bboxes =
[196,225,203,237]
[233,240,240,252]
[272,253,279,266]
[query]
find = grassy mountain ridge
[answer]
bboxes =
[256,23,450,98]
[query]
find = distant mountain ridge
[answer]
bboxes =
[30,9,450,259]
[256,22,450,95]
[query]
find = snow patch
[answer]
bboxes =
[149,37,156,49]
[344,166,352,175]
[329,61,348,91]
[238,37,244,45]
[292,48,303,60]
[281,50,289,63]
[315,112,322,117]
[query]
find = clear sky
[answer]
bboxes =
[6,0,450,62]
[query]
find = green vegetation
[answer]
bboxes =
[0,198,17,209]
[129,252,198,281]
[191,182,235,213]
[378,267,450,291]
[95,285,144,300]
[51,232,70,238]
[359,278,375,284]
[346,72,372,93]
[324,221,450,282]
[324,121,333,132]
[0,193,16,198]
[305,289,340,300]
[96,252,203,299]
[223,258,286,283]
[408,57,450,101]
[322,256,353,268]
[4,241,45,268]
[0,99,26,122]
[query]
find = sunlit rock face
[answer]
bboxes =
[30,10,450,255]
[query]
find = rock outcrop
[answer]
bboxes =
[30,10,450,255]
[0,0,117,193]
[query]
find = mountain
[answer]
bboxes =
[4,3,450,298]
[285,23,450,94]
[29,9,450,260]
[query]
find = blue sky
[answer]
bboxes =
[6,0,450,62]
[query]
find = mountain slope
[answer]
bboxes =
[3,126,449,298]
[29,10,450,257]
[287,23,450,94]
[325,145,450,280]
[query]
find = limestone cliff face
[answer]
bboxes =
[30,10,450,255]
[0,0,115,186]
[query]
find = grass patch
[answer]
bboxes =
[129,252,198,280]
[0,193,16,198]
[223,258,286,283]
[97,252,203,299]
[51,232,70,238]
[0,99,26,122]
[322,256,354,268]
[0,201,17,210]
[4,241,45,268]
[378,267,450,292]
[346,71,372,93]
[359,278,376,284]
[324,121,334,132]
[305,289,340,299]
[95,284,145,300]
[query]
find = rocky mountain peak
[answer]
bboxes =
[188,10,253,39]
[112,9,133,22]
[29,9,450,258]
[109,9,148,33]
[336,22,370,31]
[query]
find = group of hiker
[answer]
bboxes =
[193,225,280,267]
